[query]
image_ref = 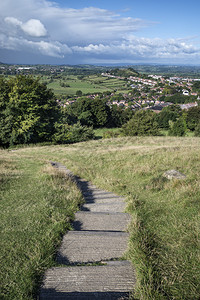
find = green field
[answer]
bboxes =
[94,127,121,138]
[1,136,200,299]
[4,73,134,96]
[39,74,129,96]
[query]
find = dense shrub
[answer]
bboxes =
[71,97,112,128]
[186,106,200,131]
[169,117,187,136]
[70,97,133,128]
[156,105,182,129]
[102,130,120,139]
[69,123,94,143]
[194,122,200,136]
[122,110,159,136]
[53,122,94,144]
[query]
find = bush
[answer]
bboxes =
[102,130,120,139]
[121,110,159,136]
[169,117,187,136]
[53,122,94,144]
[69,122,94,143]
[194,122,200,136]
[186,106,200,131]
[156,105,182,129]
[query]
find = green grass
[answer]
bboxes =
[40,75,129,96]
[160,129,195,137]
[0,153,83,299]
[47,78,106,95]
[94,127,121,139]
[1,136,200,299]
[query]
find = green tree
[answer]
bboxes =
[78,111,94,126]
[60,106,77,125]
[122,110,159,136]
[186,106,200,131]
[71,97,95,126]
[71,97,111,128]
[192,81,200,92]
[164,93,196,104]
[91,98,111,127]
[156,105,182,129]
[0,75,58,146]
[169,117,187,136]
[53,122,94,144]
[110,105,134,127]
[76,90,83,97]
[194,122,200,137]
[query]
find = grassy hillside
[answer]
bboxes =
[1,136,200,299]
[40,74,129,96]
[110,67,139,77]
[0,154,83,299]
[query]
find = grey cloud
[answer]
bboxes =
[72,37,200,60]
[43,10,148,45]
[0,0,200,63]
[4,17,22,26]
[0,33,72,57]
[0,0,149,59]
[1,1,149,44]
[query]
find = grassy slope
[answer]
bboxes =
[1,136,200,299]
[0,153,83,300]
[47,78,107,95]
[40,75,128,95]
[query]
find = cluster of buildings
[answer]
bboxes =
[1,64,199,113]
[100,72,200,112]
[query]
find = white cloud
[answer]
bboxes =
[0,0,200,63]
[5,17,47,37]
[5,17,22,26]
[36,40,71,57]
[1,0,149,45]
[21,19,47,37]
[72,36,200,61]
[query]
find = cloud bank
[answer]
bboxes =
[0,0,200,64]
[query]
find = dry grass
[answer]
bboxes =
[1,136,200,299]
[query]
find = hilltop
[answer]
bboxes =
[1,136,200,299]
[109,67,139,77]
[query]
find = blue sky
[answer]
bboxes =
[1,0,200,65]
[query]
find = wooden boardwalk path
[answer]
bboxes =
[39,162,136,299]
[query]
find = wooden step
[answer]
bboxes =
[56,231,129,265]
[73,211,131,232]
[40,261,136,300]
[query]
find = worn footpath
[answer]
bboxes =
[39,162,136,299]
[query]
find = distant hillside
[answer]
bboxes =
[109,67,139,77]
[132,64,200,78]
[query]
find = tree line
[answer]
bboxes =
[0,76,133,147]
[0,75,200,147]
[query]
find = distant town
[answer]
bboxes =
[1,63,200,113]
[100,72,200,112]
